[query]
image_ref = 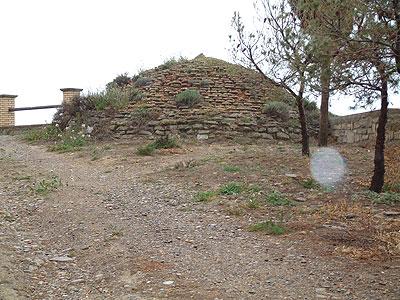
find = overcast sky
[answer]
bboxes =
[1,0,398,125]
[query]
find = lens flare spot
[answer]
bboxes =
[311,148,346,188]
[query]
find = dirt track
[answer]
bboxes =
[0,135,399,299]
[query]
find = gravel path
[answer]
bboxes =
[0,135,399,299]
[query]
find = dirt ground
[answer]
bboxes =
[0,135,399,299]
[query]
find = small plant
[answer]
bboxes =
[152,137,179,149]
[301,178,320,189]
[175,89,202,107]
[223,165,240,173]
[109,73,131,87]
[247,197,260,209]
[34,175,62,195]
[194,191,215,202]
[89,86,142,111]
[23,125,62,142]
[384,182,400,193]
[219,182,243,195]
[247,185,262,193]
[248,220,286,235]
[157,56,188,70]
[266,191,295,206]
[136,144,155,156]
[366,191,400,205]
[263,101,290,121]
[49,130,86,153]
[134,76,153,87]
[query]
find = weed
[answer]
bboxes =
[49,134,86,153]
[152,137,179,149]
[194,191,215,202]
[225,206,245,216]
[23,125,61,142]
[301,178,320,189]
[366,191,400,205]
[134,76,153,87]
[136,144,155,156]
[247,197,260,209]
[223,165,240,173]
[266,191,295,206]
[33,176,62,195]
[247,185,262,193]
[219,182,243,195]
[175,89,202,107]
[248,220,286,235]
[89,86,143,111]
[157,56,188,70]
[384,182,400,193]
[263,101,290,121]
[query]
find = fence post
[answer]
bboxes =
[60,88,83,104]
[0,94,17,127]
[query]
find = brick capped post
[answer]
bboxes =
[60,88,83,104]
[0,94,17,127]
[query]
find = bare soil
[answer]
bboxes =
[0,135,399,299]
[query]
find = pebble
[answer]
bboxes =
[162,280,174,285]
[49,256,74,262]
[383,211,400,217]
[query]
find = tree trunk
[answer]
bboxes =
[296,73,309,156]
[318,60,331,146]
[296,97,310,156]
[370,70,389,193]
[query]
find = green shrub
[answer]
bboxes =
[152,137,179,149]
[23,125,61,142]
[89,86,143,111]
[134,77,153,87]
[175,89,202,107]
[263,101,290,121]
[219,182,243,195]
[248,220,286,235]
[194,191,215,202]
[136,144,156,156]
[303,99,318,111]
[110,73,131,87]
[266,191,295,206]
[306,110,320,127]
[49,134,86,153]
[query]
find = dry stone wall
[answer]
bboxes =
[86,56,310,142]
[331,109,400,143]
[96,56,306,140]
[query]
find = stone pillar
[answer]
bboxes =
[60,88,83,104]
[0,94,17,127]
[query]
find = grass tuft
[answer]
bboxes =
[194,191,216,202]
[266,191,295,206]
[248,220,286,235]
[223,165,240,173]
[218,182,243,195]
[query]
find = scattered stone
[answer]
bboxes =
[162,280,174,285]
[384,211,400,217]
[49,256,74,262]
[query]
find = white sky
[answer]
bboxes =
[1,0,398,125]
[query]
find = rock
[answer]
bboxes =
[49,256,74,262]
[384,211,400,217]
[285,173,298,178]
[162,280,174,285]
[276,132,290,140]
[197,134,209,140]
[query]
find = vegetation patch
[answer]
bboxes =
[134,76,153,87]
[365,191,400,205]
[248,220,286,235]
[218,182,243,195]
[263,101,290,121]
[194,191,216,202]
[33,175,62,195]
[175,89,202,107]
[223,165,240,173]
[136,137,179,156]
[90,86,143,111]
[301,178,320,189]
[23,125,61,143]
[49,128,87,153]
[157,56,188,70]
[266,191,295,206]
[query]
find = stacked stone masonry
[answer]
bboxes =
[0,95,16,127]
[83,56,309,141]
[61,88,83,104]
[331,109,400,143]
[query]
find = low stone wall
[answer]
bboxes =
[0,124,47,135]
[331,109,400,143]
